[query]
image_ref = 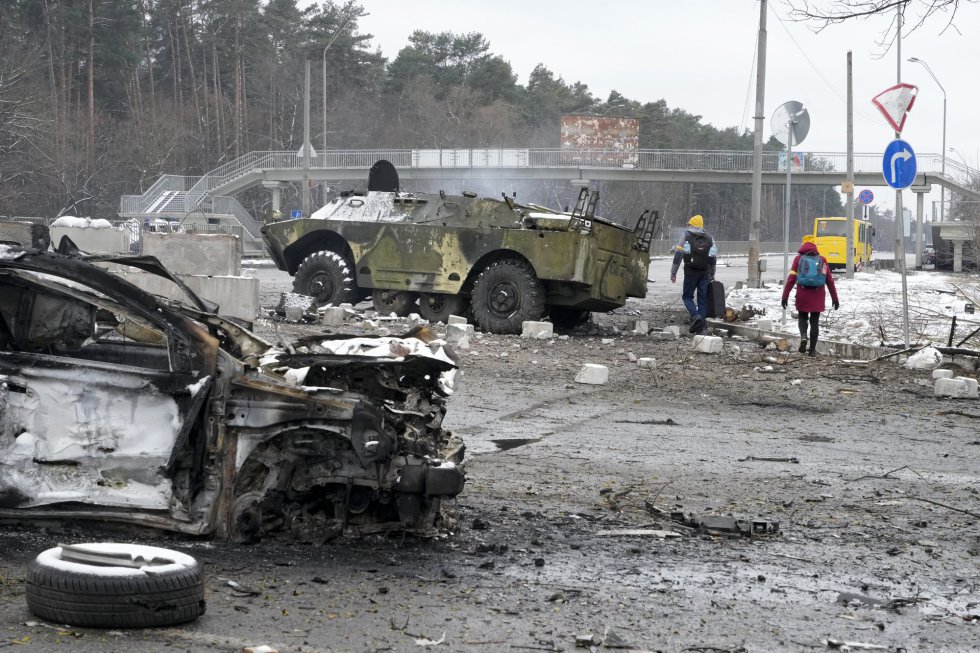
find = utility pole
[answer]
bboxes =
[845,51,855,279]
[747,0,767,289]
[303,59,311,218]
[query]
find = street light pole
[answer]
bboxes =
[908,57,946,223]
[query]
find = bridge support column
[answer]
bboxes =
[910,187,927,269]
[953,238,966,272]
[262,181,283,220]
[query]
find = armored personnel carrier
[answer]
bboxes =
[261,161,658,334]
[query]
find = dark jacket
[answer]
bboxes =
[670,227,717,278]
[781,241,839,313]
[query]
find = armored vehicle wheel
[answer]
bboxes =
[294,251,358,307]
[418,292,469,324]
[373,289,418,317]
[471,259,544,334]
[548,306,591,330]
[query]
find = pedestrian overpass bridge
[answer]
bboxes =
[120,148,980,253]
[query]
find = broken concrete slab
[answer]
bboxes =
[319,306,347,326]
[692,335,723,354]
[447,323,475,347]
[935,377,979,399]
[575,364,609,385]
[521,320,553,339]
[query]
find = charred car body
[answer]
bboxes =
[261,161,658,333]
[0,244,464,542]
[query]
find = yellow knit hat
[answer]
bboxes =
[688,214,704,228]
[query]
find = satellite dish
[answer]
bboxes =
[771,101,810,147]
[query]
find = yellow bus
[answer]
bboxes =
[812,217,875,270]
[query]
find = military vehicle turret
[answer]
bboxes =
[261,161,658,334]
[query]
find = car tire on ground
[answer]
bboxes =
[26,543,206,628]
[471,258,545,334]
[293,250,358,307]
[372,289,418,317]
[418,292,469,324]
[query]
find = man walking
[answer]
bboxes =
[670,214,717,334]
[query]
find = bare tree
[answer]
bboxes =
[784,0,975,47]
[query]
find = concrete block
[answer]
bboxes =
[51,224,130,254]
[142,232,242,276]
[447,314,468,326]
[934,377,975,399]
[637,357,657,369]
[0,221,50,249]
[956,376,979,398]
[629,320,650,335]
[447,323,475,346]
[757,318,772,331]
[693,335,724,354]
[319,306,347,327]
[522,321,554,339]
[574,364,609,385]
[662,326,680,338]
[107,269,260,321]
[932,369,954,380]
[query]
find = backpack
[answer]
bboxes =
[686,233,712,270]
[797,253,827,288]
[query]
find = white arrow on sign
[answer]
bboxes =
[890,149,912,183]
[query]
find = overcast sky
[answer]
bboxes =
[351,0,980,214]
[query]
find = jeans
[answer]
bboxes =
[682,273,709,321]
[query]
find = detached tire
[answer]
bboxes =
[293,250,358,307]
[471,259,545,334]
[26,544,206,628]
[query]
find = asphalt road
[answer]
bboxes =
[1,264,977,653]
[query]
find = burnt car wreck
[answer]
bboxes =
[0,244,464,542]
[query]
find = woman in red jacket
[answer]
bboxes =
[781,239,840,356]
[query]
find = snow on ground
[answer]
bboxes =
[727,267,980,349]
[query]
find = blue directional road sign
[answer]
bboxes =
[858,189,874,205]
[882,139,917,189]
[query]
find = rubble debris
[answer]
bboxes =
[693,335,723,353]
[667,512,780,536]
[905,346,943,370]
[596,529,682,538]
[522,320,554,339]
[935,376,979,398]
[575,363,609,384]
[824,639,887,650]
[738,456,800,464]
